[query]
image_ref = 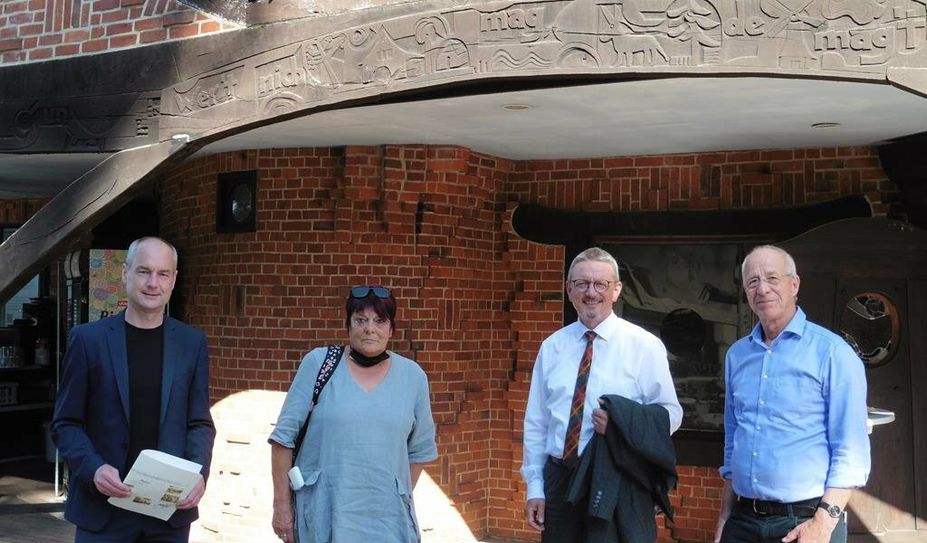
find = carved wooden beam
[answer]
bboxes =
[0,141,194,301]
[177,0,250,24]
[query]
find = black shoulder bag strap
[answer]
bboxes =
[292,344,344,464]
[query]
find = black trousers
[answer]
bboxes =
[75,508,191,543]
[541,457,585,543]
[542,456,621,543]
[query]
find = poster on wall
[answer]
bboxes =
[89,249,128,321]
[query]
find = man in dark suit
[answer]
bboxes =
[52,237,215,542]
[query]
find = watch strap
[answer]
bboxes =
[818,500,842,518]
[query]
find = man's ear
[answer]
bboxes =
[611,281,622,303]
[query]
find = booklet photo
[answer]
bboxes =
[107,449,203,521]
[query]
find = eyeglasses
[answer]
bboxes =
[744,274,791,290]
[350,285,392,299]
[569,279,613,293]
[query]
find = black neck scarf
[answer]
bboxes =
[350,349,390,368]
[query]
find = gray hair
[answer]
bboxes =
[741,245,797,280]
[126,237,178,269]
[568,247,620,282]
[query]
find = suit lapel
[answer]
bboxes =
[108,312,131,424]
[160,316,177,427]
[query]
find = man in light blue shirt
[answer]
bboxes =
[715,245,870,543]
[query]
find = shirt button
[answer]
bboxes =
[763,374,768,379]
[752,478,758,482]
[759,400,765,406]
[755,425,761,430]
[752,451,757,456]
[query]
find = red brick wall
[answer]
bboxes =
[0,0,235,65]
[156,144,895,542]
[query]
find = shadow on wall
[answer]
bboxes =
[194,390,482,543]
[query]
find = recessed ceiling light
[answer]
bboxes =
[503,104,532,111]
[811,122,841,129]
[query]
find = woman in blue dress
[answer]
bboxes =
[269,285,438,542]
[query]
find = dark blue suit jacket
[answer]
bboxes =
[51,311,215,531]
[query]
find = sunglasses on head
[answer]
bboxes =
[350,285,392,299]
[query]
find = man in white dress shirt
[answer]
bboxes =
[522,247,683,542]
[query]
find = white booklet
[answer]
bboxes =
[107,449,203,521]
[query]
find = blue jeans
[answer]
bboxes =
[720,507,847,543]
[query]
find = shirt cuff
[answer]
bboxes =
[526,478,545,501]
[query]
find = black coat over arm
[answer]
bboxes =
[566,394,678,543]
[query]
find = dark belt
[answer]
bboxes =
[735,495,820,517]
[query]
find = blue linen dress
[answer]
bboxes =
[270,347,438,543]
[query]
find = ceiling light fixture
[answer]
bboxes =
[502,104,532,111]
[811,122,841,129]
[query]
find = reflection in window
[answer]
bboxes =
[1,227,41,327]
[605,243,752,432]
[839,292,899,367]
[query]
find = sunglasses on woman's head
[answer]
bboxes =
[350,285,392,299]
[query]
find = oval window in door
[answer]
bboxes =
[839,292,900,368]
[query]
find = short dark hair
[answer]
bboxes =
[345,288,397,332]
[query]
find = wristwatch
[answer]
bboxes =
[818,500,842,518]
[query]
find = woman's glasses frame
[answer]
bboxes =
[350,285,392,299]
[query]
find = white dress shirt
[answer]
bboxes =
[521,312,683,500]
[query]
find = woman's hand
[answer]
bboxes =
[270,441,297,541]
[272,499,295,542]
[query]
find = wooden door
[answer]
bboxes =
[782,218,927,537]
[835,279,915,534]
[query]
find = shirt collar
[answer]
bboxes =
[749,306,806,344]
[574,311,619,342]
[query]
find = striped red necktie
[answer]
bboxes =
[562,330,596,465]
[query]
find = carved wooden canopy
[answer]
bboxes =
[2,0,927,298]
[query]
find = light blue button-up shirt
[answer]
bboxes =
[720,307,870,502]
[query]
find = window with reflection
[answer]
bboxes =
[839,292,899,368]
[602,242,755,433]
[1,227,41,327]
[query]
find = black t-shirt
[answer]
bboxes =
[125,322,164,468]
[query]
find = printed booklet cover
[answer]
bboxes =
[107,449,203,521]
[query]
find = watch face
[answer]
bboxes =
[230,183,253,223]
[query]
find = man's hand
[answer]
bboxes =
[714,513,728,543]
[715,478,734,543]
[525,498,545,532]
[176,477,206,510]
[93,464,131,498]
[593,401,609,435]
[781,512,839,543]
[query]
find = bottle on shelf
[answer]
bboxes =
[34,338,49,367]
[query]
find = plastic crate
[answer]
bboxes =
[0,382,18,406]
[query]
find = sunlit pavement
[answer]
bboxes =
[4,468,919,543]
[0,467,517,543]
